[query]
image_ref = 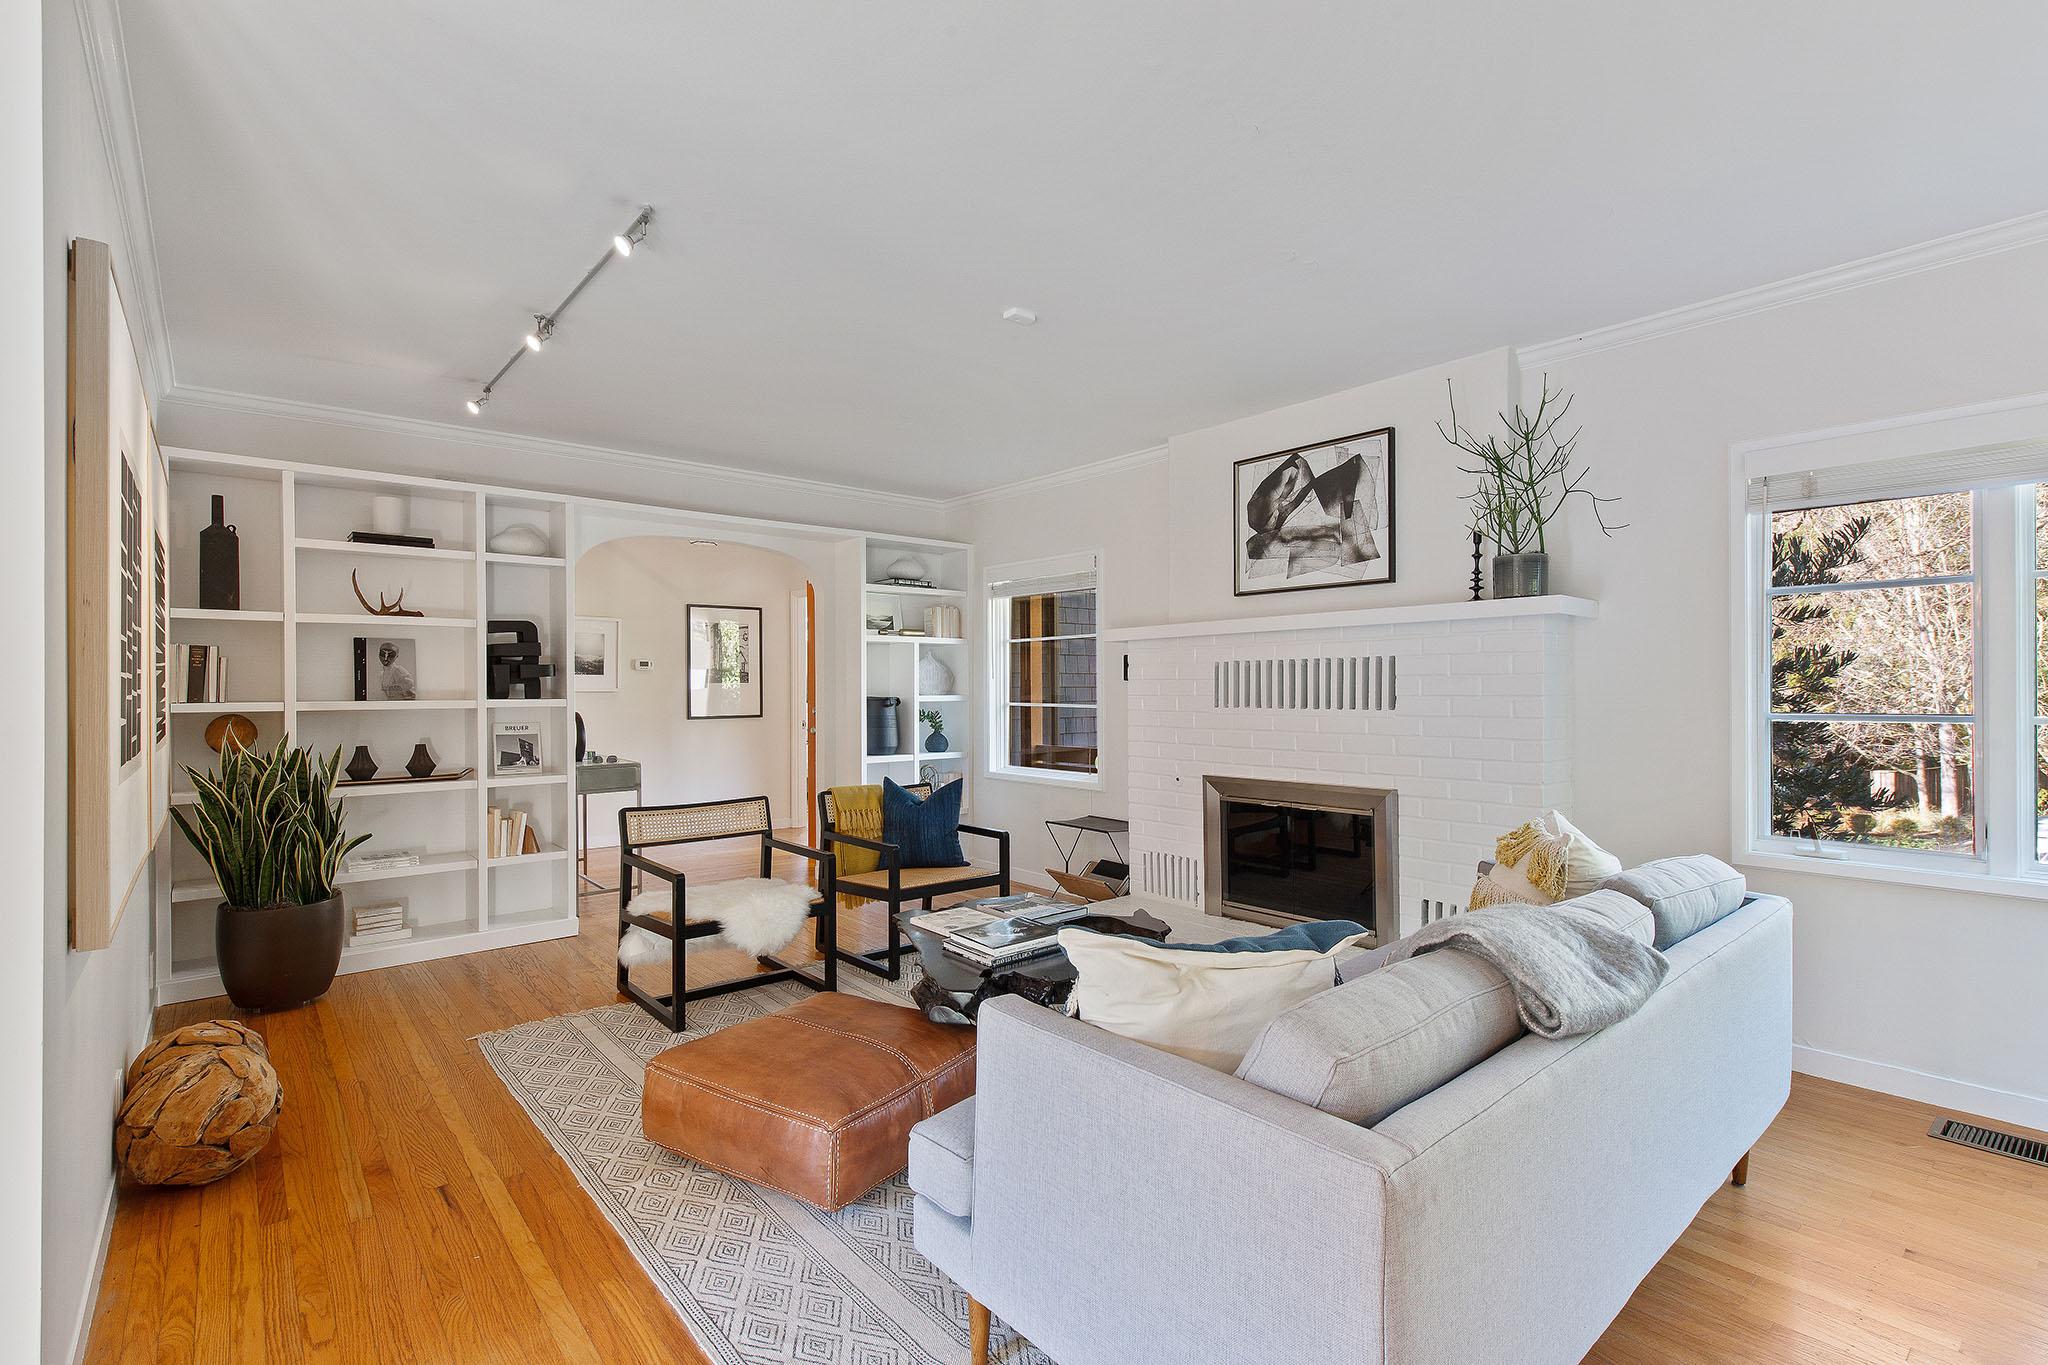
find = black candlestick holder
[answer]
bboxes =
[1469,528,1485,601]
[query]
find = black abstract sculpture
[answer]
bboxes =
[486,619,556,699]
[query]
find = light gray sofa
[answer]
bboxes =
[908,892,1792,1365]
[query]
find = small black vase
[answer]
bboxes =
[199,494,241,610]
[345,745,377,782]
[405,742,436,779]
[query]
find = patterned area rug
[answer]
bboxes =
[477,977,1052,1365]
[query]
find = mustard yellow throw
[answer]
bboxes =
[827,784,885,905]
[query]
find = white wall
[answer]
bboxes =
[575,538,809,842]
[1544,238,2048,1128]
[4,0,46,1353]
[1165,348,1521,623]
[954,456,1173,878]
[41,2,159,1359]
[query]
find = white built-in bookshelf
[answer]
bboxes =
[859,538,974,807]
[158,450,579,1005]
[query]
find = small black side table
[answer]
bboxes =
[1044,814,1129,872]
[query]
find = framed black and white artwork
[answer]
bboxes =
[687,603,763,719]
[573,616,620,692]
[1233,428,1395,596]
[353,636,419,701]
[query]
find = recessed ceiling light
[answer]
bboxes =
[1002,307,1037,326]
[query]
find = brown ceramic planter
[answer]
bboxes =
[216,895,345,1011]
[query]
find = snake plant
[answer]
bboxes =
[170,736,370,908]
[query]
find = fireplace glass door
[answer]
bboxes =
[1218,800,1377,933]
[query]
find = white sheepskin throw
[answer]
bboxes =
[619,877,816,965]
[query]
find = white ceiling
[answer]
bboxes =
[119,1,2048,498]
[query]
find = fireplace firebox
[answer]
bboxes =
[1202,776,1396,941]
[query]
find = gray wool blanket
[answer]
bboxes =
[1385,903,1669,1039]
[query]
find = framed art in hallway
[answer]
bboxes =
[67,237,170,951]
[573,616,620,691]
[1234,427,1395,595]
[687,603,763,718]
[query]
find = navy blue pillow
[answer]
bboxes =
[1164,920,1367,954]
[881,778,968,868]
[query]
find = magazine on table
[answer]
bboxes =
[907,893,1089,967]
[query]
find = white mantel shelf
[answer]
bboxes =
[1100,594,1598,643]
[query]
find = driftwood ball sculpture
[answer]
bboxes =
[116,1020,282,1186]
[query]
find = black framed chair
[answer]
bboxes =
[616,795,836,1030]
[818,783,1011,981]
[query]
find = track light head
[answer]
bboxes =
[523,314,555,353]
[466,393,488,415]
[614,209,652,258]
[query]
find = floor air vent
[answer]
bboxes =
[1927,1117,2048,1168]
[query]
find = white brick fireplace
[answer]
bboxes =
[1104,596,1595,941]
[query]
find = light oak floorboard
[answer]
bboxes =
[85,846,2048,1363]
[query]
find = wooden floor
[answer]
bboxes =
[84,844,2048,1364]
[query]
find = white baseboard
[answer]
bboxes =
[1793,1044,2048,1133]
[61,1178,119,1365]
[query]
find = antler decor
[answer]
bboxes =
[351,570,425,617]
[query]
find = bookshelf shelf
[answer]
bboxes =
[158,450,581,1006]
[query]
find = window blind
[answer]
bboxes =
[1746,438,2048,511]
[986,551,1098,599]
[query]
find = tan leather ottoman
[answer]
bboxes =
[642,993,976,1210]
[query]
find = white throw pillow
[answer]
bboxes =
[1548,810,1623,895]
[1059,926,1370,1072]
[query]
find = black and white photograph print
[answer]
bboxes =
[1233,427,1395,595]
[492,720,545,776]
[687,603,763,719]
[354,636,419,701]
[573,616,620,692]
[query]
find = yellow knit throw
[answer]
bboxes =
[828,784,885,906]
[1493,820,1570,900]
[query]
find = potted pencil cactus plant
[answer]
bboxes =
[1439,376,1624,597]
[170,737,370,1011]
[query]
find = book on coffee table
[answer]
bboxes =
[940,915,1068,968]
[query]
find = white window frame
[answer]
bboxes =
[984,551,1103,790]
[1729,393,2048,901]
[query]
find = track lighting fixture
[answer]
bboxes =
[462,205,652,416]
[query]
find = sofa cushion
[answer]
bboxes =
[1601,855,1746,948]
[1235,948,1522,1126]
[1558,887,1656,945]
[1060,922,1371,1072]
[908,1098,975,1218]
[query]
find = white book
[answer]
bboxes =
[510,811,529,857]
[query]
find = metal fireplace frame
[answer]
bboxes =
[1201,775,1398,933]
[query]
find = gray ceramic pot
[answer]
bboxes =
[216,895,345,1011]
[1491,552,1551,599]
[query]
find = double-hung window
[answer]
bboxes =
[986,553,1100,785]
[1741,435,2048,889]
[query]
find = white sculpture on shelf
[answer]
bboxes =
[917,651,955,696]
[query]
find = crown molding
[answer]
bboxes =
[1518,208,2048,372]
[160,383,950,513]
[944,443,1169,511]
[73,0,174,399]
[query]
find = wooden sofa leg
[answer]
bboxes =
[968,1297,989,1365]
[1732,1151,1750,1187]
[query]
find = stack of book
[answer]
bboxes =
[348,901,411,948]
[921,604,964,638]
[178,644,228,702]
[487,806,540,858]
[346,848,420,876]
[910,894,1089,970]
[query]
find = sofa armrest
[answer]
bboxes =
[966,998,1405,1365]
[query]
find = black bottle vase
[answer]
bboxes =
[199,494,240,610]
[345,745,377,782]
[405,742,436,779]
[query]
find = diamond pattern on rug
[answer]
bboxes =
[479,981,1051,1365]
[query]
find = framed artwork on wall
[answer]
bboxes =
[687,603,763,719]
[1233,427,1395,596]
[68,237,170,951]
[573,616,620,691]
